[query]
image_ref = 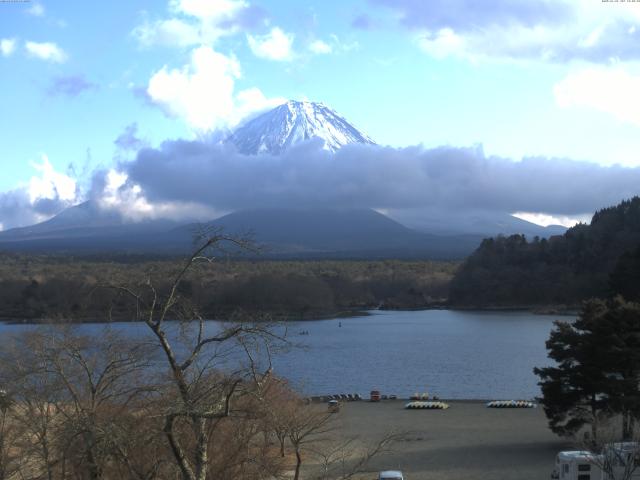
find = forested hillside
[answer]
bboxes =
[0,256,457,322]
[449,197,640,306]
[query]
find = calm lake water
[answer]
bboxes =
[0,310,565,400]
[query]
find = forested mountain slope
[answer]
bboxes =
[449,197,640,306]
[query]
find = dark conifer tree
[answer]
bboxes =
[609,245,640,302]
[534,300,611,440]
[535,298,640,441]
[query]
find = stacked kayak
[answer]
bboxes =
[486,400,536,408]
[405,401,449,410]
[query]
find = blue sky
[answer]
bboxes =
[2,0,640,229]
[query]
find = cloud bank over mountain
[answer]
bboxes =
[0,156,80,231]
[91,139,640,223]
[2,137,639,231]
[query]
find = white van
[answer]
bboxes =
[552,445,640,480]
[551,451,601,480]
[378,471,403,480]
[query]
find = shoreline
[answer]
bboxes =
[0,308,372,325]
[308,397,539,404]
[0,304,578,325]
[445,304,579,316]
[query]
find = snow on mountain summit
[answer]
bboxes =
[228,100,376,155]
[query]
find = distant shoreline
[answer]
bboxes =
[445,304,579,316]
[309,397,537,404]
[0,304,578,325]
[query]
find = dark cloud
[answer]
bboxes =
[131,85,156,108]
[47,75,97,97]
[117,139,640,217]
[114,123,145,152]
[351,13,375,30]
[0,189,71,230]
[0,190,32,230]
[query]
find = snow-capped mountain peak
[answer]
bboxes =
[228,100,376,155]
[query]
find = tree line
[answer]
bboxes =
[0,256,457,322]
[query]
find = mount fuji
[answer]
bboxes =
[227,100,376,155]
[0,100,566,257]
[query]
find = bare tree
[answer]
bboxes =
[101,399,175,480]
[283,400,406,480]
[0,327,156,480]
[47,329,153,480]
[259,376,300,458]
[2,346,63,480]
[577,421,640,480]
[0,332,67,480]
[310,431,406,480]
[286,404,335,480]
[0,390,23,480]
[101,232,287,480]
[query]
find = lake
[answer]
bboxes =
[0,309,565,400]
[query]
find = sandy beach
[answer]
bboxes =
[327,400,572,480]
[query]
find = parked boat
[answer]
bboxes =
[327,399,340,413]
[486,400,536,408]
[405,401,449,410]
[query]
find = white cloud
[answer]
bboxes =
[170,0,247,20]
[133,0,251,48]
[383,1,640,63]
[329,34,360,53]
[28,155,77,204]
[25,41,67,63]
[147,46,239,131]
[307,35,359,56]
[0,38,16,57]
[416,28,465,60]
[309,39,332,55]
[578,24,605,49]
[146,45,283,131]
[26,2,45,17]
[554,67,640,127]
[414,24,581,62]
[247,27,294,61]
[97,169,219,222]
[512,212,590,228]
[234,87,286,123]
[0,154,82,230]
[133,18,202,48]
